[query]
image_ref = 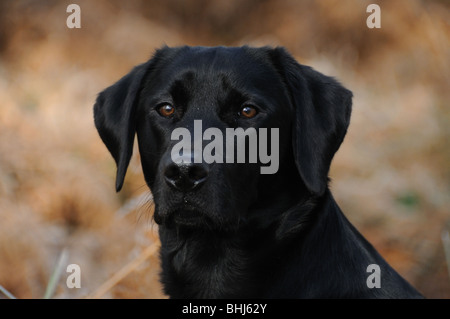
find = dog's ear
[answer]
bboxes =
[93,61,152,192]
[270,48,352,196]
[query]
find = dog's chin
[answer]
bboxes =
[155,205,213,229]
[172,209,207,227]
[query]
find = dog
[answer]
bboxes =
[94,45,423,298]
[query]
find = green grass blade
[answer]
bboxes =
[0,284,17,299]
[43,248,69,299]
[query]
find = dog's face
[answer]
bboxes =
[94,46,352,233]
[136,47,295,231]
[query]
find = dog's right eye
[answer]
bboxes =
[239,105,258,119]
[157,104,175,118]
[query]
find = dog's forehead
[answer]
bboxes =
[158,47,281,90]
[168,46,270,71]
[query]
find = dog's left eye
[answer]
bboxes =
[157,104,176,117]
[239,105,258,119]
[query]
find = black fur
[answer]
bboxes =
[94,45,423,298]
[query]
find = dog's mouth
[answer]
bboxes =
[155,200,212,229]
[154,194,241,231]
[172,208,205,226]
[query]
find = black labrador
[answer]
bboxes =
[94,45,423,298]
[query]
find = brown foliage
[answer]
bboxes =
[0,0,448,298]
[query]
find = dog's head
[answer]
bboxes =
[94,46,352,232]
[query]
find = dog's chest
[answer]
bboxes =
[162,236,258,298]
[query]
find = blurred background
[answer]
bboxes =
[0,0,448,299]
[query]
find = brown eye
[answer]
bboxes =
[239,105,258,119]
[158,104,175,117]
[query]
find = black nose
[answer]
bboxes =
[164,161,209,192]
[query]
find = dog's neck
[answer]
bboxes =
[159,228,248,298]
[158,192,324,298]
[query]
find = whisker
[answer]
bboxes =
[116,191,152,219]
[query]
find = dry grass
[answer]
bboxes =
[0,0,448,298]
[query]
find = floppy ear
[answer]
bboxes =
[270,48,352,196]
[93,62,151,192]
